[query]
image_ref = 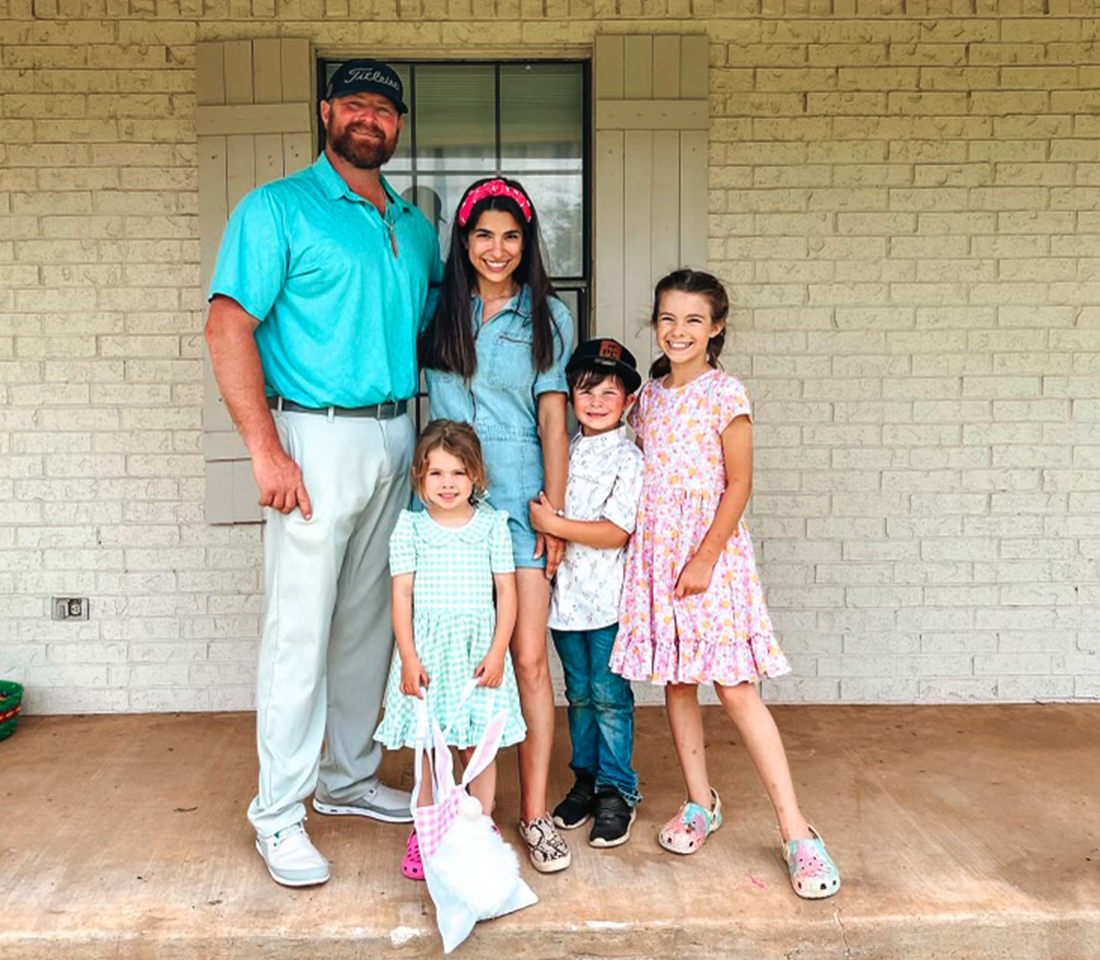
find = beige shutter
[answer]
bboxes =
[197,39,315,523]
[593,34,709,369]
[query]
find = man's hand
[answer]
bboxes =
[252,445,313,519]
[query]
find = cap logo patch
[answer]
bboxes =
[345,67,401,92]
[599,341,622,361]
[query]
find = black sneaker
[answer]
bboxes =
[552,774,596,830]
[589,789,636,848]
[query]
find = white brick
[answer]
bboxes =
[841,633,917,655]
[895,561,973,584]
[999,676,1075,701]
[5,10,1098,712]
[921,632,997,654]
[817,610,896,632]
[998,630,1077,653]
[962,469,1041,492]
[842,540,919,561]
[840,678,918,701]
[846,586,923,607]
[816,563,893,585]
[897,607,976,630]
[806,518,886,539]
[918,678,999,701]
[974,653,1052,676]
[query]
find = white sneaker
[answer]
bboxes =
[255,821,330,887]
[312,781,413,823]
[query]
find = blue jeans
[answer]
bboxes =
[551,623,641,806]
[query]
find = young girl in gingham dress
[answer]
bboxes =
[375,420,526,880]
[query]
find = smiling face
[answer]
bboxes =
[465,208,524,290]
[322,91,402,170]
[572,374,630,437]
[654,290,724,375]
[421,447,475,514]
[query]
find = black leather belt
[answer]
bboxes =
[268,396,408,419]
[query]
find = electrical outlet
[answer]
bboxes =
[52,597,90,621]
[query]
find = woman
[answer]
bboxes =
[420,177,573,873]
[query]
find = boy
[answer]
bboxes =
[528,338,644,848]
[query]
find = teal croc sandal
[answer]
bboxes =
[658,788,722,855]
[783,825,841,899]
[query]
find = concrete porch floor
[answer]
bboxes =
[3,704,1099,960]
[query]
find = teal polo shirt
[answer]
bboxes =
[209,153,442,407]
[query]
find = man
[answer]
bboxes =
[204,59,441,887]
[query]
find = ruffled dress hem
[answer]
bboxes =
[609,631,791,687]
[374,718,527,752]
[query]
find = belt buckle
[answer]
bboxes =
[381,400,397,419]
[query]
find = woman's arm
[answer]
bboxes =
[535,391,569,577]
[674,415,753,598]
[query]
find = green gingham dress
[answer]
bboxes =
[374,506,527,750]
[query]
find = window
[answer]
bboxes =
[319,59,591,342]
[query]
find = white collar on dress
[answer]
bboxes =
[413,504,497,545]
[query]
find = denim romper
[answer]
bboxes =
[425,286,574,568]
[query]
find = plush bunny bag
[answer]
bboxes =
[411,683,538,953]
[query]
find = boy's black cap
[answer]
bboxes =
[566,338,642,395]
[326,59,408,114]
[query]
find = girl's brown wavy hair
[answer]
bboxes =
[410,419,489,504]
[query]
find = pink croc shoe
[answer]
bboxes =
[401,829,424,881]
[783,825,841,899]
[658,788,722,854]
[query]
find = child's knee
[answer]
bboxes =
[591,672,634,713]
[665,682,698,701]
[716,680,759,715]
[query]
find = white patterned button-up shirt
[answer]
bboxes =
[548,427,645,631]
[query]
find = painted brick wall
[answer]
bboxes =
[1,1,1098,713]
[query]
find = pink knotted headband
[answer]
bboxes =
[456,179,533,227]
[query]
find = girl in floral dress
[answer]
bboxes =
[610,269,840,899]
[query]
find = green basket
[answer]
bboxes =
[0,680,23,742]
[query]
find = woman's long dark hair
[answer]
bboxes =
[649,269,729,379]
[419,177,559,379]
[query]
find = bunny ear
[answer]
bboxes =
[433,724,455,790]
[461,714,506,787]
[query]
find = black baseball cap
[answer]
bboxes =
[326,59,408,114]
[565,338,642,395]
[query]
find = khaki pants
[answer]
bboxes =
[247,409,414,837]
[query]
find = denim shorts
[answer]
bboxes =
[481,434,545,570]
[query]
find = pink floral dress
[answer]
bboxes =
[610,369,791,686]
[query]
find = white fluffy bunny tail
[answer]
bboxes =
[431,816,521,917]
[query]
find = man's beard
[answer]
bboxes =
[328,122,397,170]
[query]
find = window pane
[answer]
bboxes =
[399,174,485,259]
[500,64,583,172]
[388,62,413,170]
[553,287,582,350]
[414,65,496,172]
[520,174,583,278]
